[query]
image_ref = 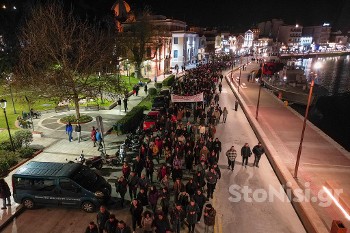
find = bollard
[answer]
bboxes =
[235,100,239,111]
[330,220,347,233]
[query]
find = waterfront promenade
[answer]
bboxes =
[228,61,350,230]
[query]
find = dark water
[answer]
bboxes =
[291,56,350,151]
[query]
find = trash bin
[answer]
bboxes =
[331,220,347,233]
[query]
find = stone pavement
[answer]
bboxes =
[228,61,350,231]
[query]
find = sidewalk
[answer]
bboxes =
[227,61,350,231]
[0,72,172,229]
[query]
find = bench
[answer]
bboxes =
[55,105,70,113]
[85,103,100,111]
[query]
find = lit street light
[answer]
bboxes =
[6,73,16,114]
[256,62,264,120]
[0,99,15,151]
[294,61,322,178]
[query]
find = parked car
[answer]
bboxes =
[143,111,160,131]
[151,96,166,111]
[12,161,112,213]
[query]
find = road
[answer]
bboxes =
[211,73,306,233]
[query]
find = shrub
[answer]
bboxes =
[155,83,162,89]
[13,130,33,148]
[138,96,153,111]
[113,106,145,134]
[162,75,175,86]
[18,147,35,159]
[148,88,157,96]
[0,151,18,175]
[60,115,93,124]
[0,141,12,151]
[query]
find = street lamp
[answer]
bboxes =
[294,61,322,178]
[0,99,15,151]
[238,66,242,93]
[256,62,264,120]
[6,73,16,114]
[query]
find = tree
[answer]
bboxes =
[16,2,118,118]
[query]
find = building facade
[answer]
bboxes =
[277,24,303,49]
[302,24,331,45]
[170,31,199,68]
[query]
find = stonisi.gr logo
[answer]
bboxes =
[228,182,343,207]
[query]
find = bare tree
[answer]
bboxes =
[16,2,118,118]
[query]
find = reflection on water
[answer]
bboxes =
[293,55,350,95]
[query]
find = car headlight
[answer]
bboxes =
[95,191,104,197]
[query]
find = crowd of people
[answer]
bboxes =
[86,60,265,233]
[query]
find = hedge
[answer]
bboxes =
[60,115,93,124]
[0,150,18,175]
[113,106,145,134]
[162,75,175,86]
[148,88,157,96]
[155,83,163,89]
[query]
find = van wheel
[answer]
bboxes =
[22,198,35,209]
[81,201,95,213]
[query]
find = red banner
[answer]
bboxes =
[171,93,204,102]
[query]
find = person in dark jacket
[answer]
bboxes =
[104,214,118,233]
[193,189,207,222]
[171,165,183,182]
[116,220,132,233]
[137,187,148,207]
[133,155,144,177]
[130,199,143,232]
[185,178,197,197]
[148,185,159,213]
[204,204,216,233]
[241,142,252,168]
[252,142,265,167]
[85,221,98,233]
[145,157,154,183]
[128,172,139,200]
[212,138,222,161]
[186,200,200,233]
[153,212,170,233]
[96,205,110,233]
[170,203,185,233]
[0,179,11,209]
[65,122,73,142]
[115,176,128,208]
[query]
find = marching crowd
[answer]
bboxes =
[86,61,265,233]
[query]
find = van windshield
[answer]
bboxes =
[70,166,98,191]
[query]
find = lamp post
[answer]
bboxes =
[255,62,264,120]
[0,99,15,151]
[238,66,242,93]
[6,73,16,114]
[24,96,34,131]
[294,61,322,178]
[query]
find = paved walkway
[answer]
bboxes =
[228,61,350,230]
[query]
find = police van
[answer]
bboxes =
[12,161,112,212]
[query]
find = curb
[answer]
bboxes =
[225,74,329,233]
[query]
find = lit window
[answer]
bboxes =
[173,37,178,44]
[174,50,178,58]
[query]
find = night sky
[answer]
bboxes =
[70,0,349,32]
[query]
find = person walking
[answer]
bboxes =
[218,83,222,93]
[193,189,206,223]
[252,142,265,168]
[144,83,148,94]
[241,143,252,168]
[65,122,73,142]
[141,211,154,233]
[116,220,132,233]
[95,129,103,151]
[0,178,11,209]
[105,214,118,233]
[222,107,228,123]
[115,176,128,208]
[130,199,143,233]
[226,146,237,171]
[91,126,97,147]
[128,172,139,200]
[85,221,98,233]
[117,98,122,111]
[123,97,128,112]
[204,204,216,233]
[96,205,110,233]
[213,138,222,161]
[153,212,170,233]
[205,167,218,199]
[186,199,200,233]
[170,203,185,233]
[234,99,239,111]
[75,122,81,143]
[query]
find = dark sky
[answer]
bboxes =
[119,0,348,31]
[1,0,348,32]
